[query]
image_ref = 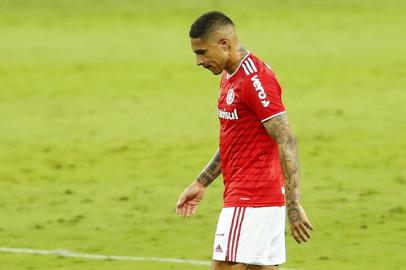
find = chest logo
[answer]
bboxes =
[226,89,235,105]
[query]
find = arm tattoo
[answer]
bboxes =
[196,150,222,187]
[263,114,301,222]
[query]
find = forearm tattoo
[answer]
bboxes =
[264,114,301,222]
[196,150,222,187]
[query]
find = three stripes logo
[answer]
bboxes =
[242,57,270,108]
[242,57,257,75]
[215,245,223,253]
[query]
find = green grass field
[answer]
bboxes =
[0,1,405,269]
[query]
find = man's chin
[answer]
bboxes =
[204,66,222,75]
[211,69,222,75]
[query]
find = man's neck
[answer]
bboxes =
[225,45,248,74]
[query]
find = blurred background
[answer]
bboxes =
[0,0,405,269]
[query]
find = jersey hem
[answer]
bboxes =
[260,111,286,123]
[223,201,285,208]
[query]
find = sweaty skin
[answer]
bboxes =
[176,24,313,270]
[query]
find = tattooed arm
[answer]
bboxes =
[176,149,221,217]
[196,149,221,187]
[263,113,313,243]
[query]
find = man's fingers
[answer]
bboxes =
[176,193,186,207]
[290,225,302,243]
[185,204,193,217]
[299,223,311,239]
[291,222,312,243]
[176,204,183,215]
[304,221,314,231]
[294,225,307,242]
[183,205,188,216]
[191,205,198,216]
[176,200,185,215]
[291,230,302,244]
[181,205,188,217]
[176,193,187,214]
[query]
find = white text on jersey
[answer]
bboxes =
[250,75,270,107]
[217,108,239,120]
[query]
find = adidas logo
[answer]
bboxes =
[215,245,223,253]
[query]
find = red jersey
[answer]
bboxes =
[218,52,286,207]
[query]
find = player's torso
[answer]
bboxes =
[217,62,270,178]
[216,54,285,207]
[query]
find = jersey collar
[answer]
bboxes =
[226,51,250,80]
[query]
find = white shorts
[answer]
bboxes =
[212,206,286,266]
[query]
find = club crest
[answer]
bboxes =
[226,89,235,105]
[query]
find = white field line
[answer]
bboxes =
[0,247,210,266]
[0,247,296,269]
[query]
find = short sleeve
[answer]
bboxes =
[243,71,286,122]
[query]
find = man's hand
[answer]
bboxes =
[176,181,206,217]
[287,202,313,243]
[176,149,221,217]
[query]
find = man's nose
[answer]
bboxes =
[196,55,204,66]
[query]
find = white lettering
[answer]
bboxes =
[250,75,270,107]
[217,108,239,120]
[258,91,267,99]
[253,80,262,89]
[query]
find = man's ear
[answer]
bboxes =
[219,38,230,51]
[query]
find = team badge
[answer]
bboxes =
[226,89,235,105]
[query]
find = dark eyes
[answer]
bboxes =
[195,50,206,55]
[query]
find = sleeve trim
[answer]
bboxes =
[260,111,287,123]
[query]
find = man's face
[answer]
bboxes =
[191,36,229,75]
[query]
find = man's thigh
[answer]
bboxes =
[246,265,278,270]
[212,260,246,270]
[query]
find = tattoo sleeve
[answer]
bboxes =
[263,113,301,222]
[196,149,222,187]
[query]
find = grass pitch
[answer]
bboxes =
[0,1,405,269]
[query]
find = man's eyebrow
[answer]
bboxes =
[194,49,206,55]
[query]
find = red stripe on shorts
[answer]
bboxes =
[230,207,242,262]
[233,207,246,261]
[226,207,238,262]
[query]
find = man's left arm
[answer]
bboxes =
[263,113,313,243]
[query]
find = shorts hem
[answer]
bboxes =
[212,256,286,266]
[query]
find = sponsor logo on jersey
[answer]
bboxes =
[217,108,239,120]
[250,74,270,107]
[226,88,235,105]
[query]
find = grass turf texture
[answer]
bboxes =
[0,0,405,269]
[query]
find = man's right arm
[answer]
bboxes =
[195,149,221,187]
[176,149,221,217]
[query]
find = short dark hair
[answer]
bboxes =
[189,11,234,39]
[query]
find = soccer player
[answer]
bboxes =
[176,11,313,270]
